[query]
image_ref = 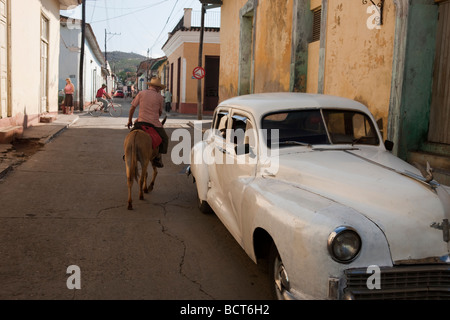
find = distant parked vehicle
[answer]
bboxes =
[114,90,124,98]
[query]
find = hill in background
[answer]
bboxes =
[105,51,146,85]
[106,51,146,72]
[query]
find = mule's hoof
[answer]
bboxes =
[128,204,133,210]
[144,188,149,194]
[139,195,144,200]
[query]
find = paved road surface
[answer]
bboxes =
[0,100,272,300]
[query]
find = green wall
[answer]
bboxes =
[398,0,438,160]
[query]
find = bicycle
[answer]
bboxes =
[88,99,122,117]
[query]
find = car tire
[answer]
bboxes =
[195,182,213,214]
[269,243,294,300]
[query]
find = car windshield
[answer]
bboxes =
[261,109,379,147]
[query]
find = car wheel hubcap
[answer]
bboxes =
[274,256,292,299]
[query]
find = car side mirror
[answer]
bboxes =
[384,140,394,151]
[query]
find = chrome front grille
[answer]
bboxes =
[344,265,450,300]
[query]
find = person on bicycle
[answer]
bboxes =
[127,77,168,168]
[96,84,112,112]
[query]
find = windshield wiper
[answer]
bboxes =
[278,141,312,148]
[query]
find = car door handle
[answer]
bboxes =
[218,146,229,155]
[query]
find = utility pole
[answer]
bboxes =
[197,1,222,120]
[104,30,121,69]
[146,48,150,82]
[197,4,206,121]
[79,0,86,111]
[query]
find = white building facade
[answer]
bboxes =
[59,16,110,109]
[0,0,81,143]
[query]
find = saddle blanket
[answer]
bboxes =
[141,126,162,150]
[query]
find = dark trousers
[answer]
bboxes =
[154,127,169,154]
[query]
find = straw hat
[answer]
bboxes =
[147,77,166,89]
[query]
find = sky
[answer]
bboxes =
[60,0,221,58]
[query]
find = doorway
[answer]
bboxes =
[204,56,220,111]
[428,0,450,145]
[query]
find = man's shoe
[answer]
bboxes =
[152,156,164,168]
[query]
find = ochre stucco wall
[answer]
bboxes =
[253,0,294,93]
[167,40,219,110]
[323,0,396,137]
[220,0,294,101]
[219,0,248,102]
[184,42,220,105]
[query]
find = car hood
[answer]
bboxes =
[266,147,450,263]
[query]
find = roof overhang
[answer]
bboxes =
[199,0,223,10]
[59,0,81,10]
[162,28,220,57]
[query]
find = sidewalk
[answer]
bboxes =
[0,111,81,179]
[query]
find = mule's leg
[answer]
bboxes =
[143,171,149,194]
[127,180,133,210]
[139,161,150,200]
[148,165,158,192]
[139,167,145,201]
[126,158,134,210]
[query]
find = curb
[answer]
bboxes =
[0,114,80,179]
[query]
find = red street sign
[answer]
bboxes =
[193,66,206,80]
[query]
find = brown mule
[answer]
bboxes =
[124,117,166,210]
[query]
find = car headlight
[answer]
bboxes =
[327,226,361,263]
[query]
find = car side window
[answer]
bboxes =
[214,111,229,139]
[231,114,256,155]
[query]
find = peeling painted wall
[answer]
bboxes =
[219,0,248,102]
[220,0,294,101]
[253,0,294,93]
[323,0,396,139]
[397,0,438,160]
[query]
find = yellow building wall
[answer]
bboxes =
[323,0,396,136]
[307,41,320,94]
[254,0,294,93]
[166,39,219,113]
[219,0,248,102]
[183,42,220,105]
[167,44,184,108]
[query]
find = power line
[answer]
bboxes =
[89,0,169,24]
[149,0,180,54]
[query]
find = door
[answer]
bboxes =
[0,0,7,119]
[203,56,220,111]
[40,15,49,114]
[428,0,450,144]
[215,110,258,242]
[176,58,181,111]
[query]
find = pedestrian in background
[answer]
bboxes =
[164,89,172,113]
[64,78,75,115]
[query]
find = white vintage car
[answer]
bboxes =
[187,92,450,300]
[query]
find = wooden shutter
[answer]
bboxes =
[428,1,450,144]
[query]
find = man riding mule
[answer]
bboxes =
[127,77,169,168]
[124,77,168,210]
